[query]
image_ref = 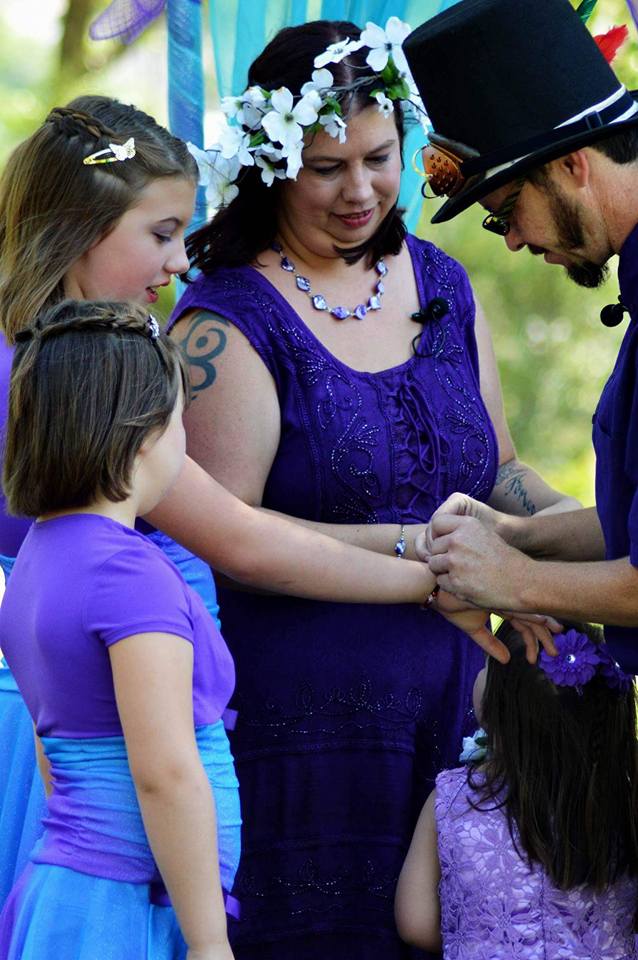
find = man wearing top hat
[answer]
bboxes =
[403,0,638,673]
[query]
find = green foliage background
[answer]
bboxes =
[1,0,636,506]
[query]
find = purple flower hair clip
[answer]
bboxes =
[596,644,634,693]
[539,629,601,688]
[539,628,633,693]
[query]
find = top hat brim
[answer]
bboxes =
[430,93,638,224]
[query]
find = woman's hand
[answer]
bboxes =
[432,591,559,663]
[432,591,510,663]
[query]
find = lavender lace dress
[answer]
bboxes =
[436,767,638,959]
[172,235,498,959]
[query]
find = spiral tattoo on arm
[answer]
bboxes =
[177,310,230,397]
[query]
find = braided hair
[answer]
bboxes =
[3,299,189,517]
[0,96,197,344]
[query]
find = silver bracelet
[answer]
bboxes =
[394,523,406,558]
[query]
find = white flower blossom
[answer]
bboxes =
[459,728,488,764]
[255,153,287,187]
[211,178,239,208]
[221,88,266,129]
[218,125,254,166]
[319,112,347,143]
[301,68,334,96]
[360,17,411,75]
[314,36,363,69]
[221,96,243,121]
[187,144,241,209]
[285,144,303,179]
[239,87,267,129]
[374,92,394,117]
[262,87,319,151]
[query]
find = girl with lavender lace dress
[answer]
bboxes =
[395,621,638,959]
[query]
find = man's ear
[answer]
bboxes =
[550,149,591,190]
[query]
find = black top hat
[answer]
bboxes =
[403,0,638,222]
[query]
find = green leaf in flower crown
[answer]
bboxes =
[380,62,398,85]
[386,78,410,101]
[249,131,267,147]
[321,97,342,115]
[576,0,598,24]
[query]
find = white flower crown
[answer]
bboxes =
[188,17,429,209]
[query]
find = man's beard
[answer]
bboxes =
[548,186,609,289]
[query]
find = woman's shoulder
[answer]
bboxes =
[171,263,275,325]
[406,234,475,322]
[407,233,470,277]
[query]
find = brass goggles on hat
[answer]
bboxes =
[414,133,525,236]
[414,133,479,198]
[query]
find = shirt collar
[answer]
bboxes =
[618,221,638,319]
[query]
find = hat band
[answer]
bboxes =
[461,84,638,180]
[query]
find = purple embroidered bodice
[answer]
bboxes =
[436,767,638,960]
[171,235,499,959]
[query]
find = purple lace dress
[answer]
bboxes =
[172,235,498,959]
[436,767,638,959]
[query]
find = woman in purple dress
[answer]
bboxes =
[170,19,578,960]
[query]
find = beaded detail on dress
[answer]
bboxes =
[436,767,638,960]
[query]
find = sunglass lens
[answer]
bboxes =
[482,214,510,236]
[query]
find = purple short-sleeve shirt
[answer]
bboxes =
[0,514,234,737]
[593,222,638,673]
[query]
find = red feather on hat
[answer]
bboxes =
[594,25,629,63]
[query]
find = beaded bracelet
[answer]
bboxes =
[394,524,406,558]
[424,585,440,608]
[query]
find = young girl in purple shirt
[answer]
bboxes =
[0,299,236,959]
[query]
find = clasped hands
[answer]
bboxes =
[416,494,559,664]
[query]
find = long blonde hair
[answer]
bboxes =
[0,95,197,344]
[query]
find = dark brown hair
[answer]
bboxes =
[3,299,189,516]
[470,621,638,895]
[186,19,407,273]
[0,95,197,345]
[527,127,638,188]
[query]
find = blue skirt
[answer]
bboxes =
[1,863,187,960]
[0,722,241,959]
[0,669,46,909]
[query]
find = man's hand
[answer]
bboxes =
[426,513,533,611]
[416,494,504,561]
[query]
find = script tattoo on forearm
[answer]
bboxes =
[495,461,537,515]
[178,311,230,397]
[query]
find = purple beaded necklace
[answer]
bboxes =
[272,241,387,321]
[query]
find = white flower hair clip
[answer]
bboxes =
[188,18,430,208]
[147,314,160,340]
[83,137,136,166]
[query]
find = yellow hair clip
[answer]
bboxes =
[83,137,136,166]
